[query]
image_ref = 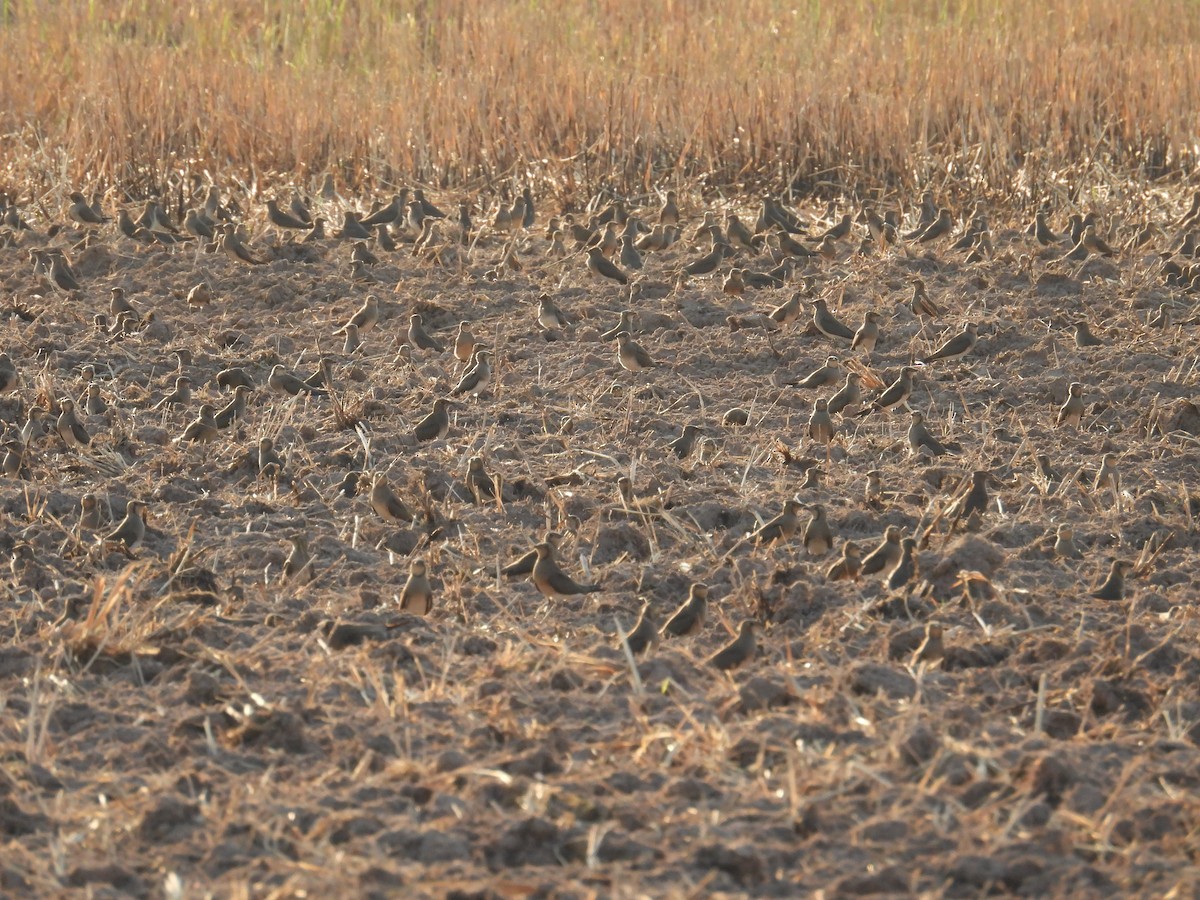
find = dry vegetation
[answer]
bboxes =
[0,0,1199,199]
[1,1,1200,898]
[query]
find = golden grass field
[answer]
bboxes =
[1,1,1200,897]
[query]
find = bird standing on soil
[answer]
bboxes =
[370,474,414,523]
[886,537,919,591]
[811,298,856,342]
[803,503,833,556]
[56,398,90,448]
[669,424,703,460]
[413,397,452,442]
[1071,321,1104,348]
[825,541,862,581]
[1054,524,1081,560]
[621,602,658,655]
[400,558,434,615]
[103,500,147,549]
[860,526,903,577]
[827,372,862,417]
[269,365,326,397]
[909,278,940,318]
[707,620,757,671]
[1091,559,1132,601]
[587,246,630,284]
[531,541,601,598]
[851,311,881,355]
[408,314,444,352]
[1057,382,1085,428]
[616,332,658,372]
[177,404,219,443]
[859,366,919,416]
[661,583,709,638]
[741,499,803,548]
[907,411,956,457]
[922,322,979,364]
[808,399,835,449]
[911,623,945,667]
[283,534,315,583]
[452,350,493,396]
[502,531,564,578]
[337,295,380,335]
[792,355,842,390]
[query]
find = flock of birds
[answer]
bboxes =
[3,175,1200,673]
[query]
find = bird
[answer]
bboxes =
[1071,321,1104,348]
[1057,382,1085,428]
[587,246,630,284]
[537,294,569,329]
[153,376,193,410]
[810,298,856,342]
[922,322,979,364]
[620,236,644,272]
[907,411,957,456]
[177,405,219,443]
[600,310,636,341]
[1093,452,1120,498]
[336,295,380,335]
[620,602,658,655]
[266,199,310,230]
[721,268,745,296]
[79,494,103,532]
[360,193,405,227]
[859,366,919,416]
[680,245,727,277]
[341,323,362,354]
[769,292,803,326]
[1053,524,1081,560]
[851,311,881,355]
[817,213,852,242]
[660,583,709,638]
[407,314,444,352]
[0,353,19,394]
[68,191,106,226]
[909,278,940,318]
[413,397,452,442]
[808,399,835,448]
[48,254,81,292]
[464,455,499,503]
[803,503,833,556]
[911,623,945,667]
[1091,559,1133,601]
[1080,225,1115,257]
[825,541,862,582]
[454,322,477,363]
[916,208,953,242]
[947,471,991,523]
[399,558,434,615]
[213,386,250,429]
[56,399,90,448]
[1031,210,1059,245]
[792,355,842,390]
[283,534,314,583]
[218,226,266,265]
[531,541,601,598]
[864,470,885,507]
[502,531,564,578]
[269,365,326,397]
[707,620,757,671]
[886,537,919,591]
[658,190,680,225]
[216,367,254,391]
[370,474,414,523]
[860,526,903,577]
[745,499,803,547]
[668,424,703,460]
[103,500,147,549]
[451,350,492,396]
[257,438,286,478]
[827,372,862,417]
[616,332,658,372]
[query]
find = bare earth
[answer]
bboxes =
[2,190,1199,897]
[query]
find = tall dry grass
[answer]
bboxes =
[0,0,1197,200]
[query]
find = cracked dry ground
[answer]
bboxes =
[1,191,1199,898]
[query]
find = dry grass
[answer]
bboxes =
[1,0,1198,200]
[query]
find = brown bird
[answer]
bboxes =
[909,278,940,318]
[399,558,434,615]
[408,314,444,352]
[370,473,414,523]
[660,583,709,638]
[283,534,314,583]
[56,398,90,448]
[68,191,106,226]
[336,295,380,335]
[851,311,881,355]
[103,500,147,549]
[658,190,680,225]
[531,541,601,598]
[860,526,903,577]
[465,455,499,503]
[587,246,630,284]
[269,365,326,397]
[79,494,103,532]
[616,332,658,372]
[911,623,945,667]
[620,602,658,655]
[501,531,563,578]
[808,399,835,448]
[0,353,19,394]
[177,404,219,443]
[922,322,979,364]
[668,424,703,460]
[1071,321,1104,348]
[451,350,492,396]
[859,366,919,416]
[825,541,862,582]
[745,498,803,546]
[218,226,266,265]
[1054,524,1081,560]
[413,397,452,442]
[454,321,477,362]
[916,208,953,242]
[1056,382,1085,428]
[1091,558,1132,601]
[810,298,856,342]
[707,620,757,671]
[886,537,919,591]
[803,503,833,556]
[947,471,991,523]
[266,198,310,230]
[769,291,803,326]
[827,372,862,417]
[216,367,254,391]
[792,355,842,390]
[907,411,957,456]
